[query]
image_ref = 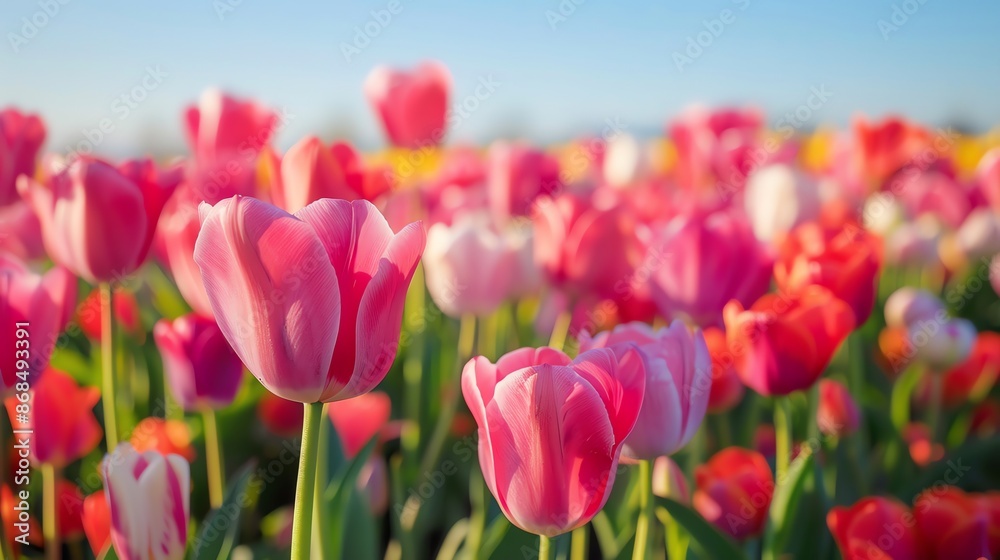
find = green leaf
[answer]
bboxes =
[192,461,258,560]
[318,436,379,558]
[655,497,747,560]
[762,447,815,560]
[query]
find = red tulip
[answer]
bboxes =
[55,479,85,540]
[462,346,645,536]
[827,496,920,560]
[77,287,141,342]
[852,115,931,185]
[774,220,882,324]
[977,491,1000,556]
[4,369,101,468]
[487,141,561,221]
[364,61,451,149]
[914,332,1000,409]
[694,447,773,540]
[327,391,391,459]
[82,492,111,555]
[817,379,861,438]
[703,326,745,413]
[195,196,425,403]
[129,418,196,462]
[19,156,180,283]
[914,487,992,560]
[257,392,304,438]
[274,136,391,213]
[902,422,943,467]
[154,313,244,411]
[0,108,46,207]
[724,286,855,395]
[649,209,773,327]
[579,320,710,459]
[0,254,76,393]
[184,89,278,163]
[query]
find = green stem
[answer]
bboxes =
[570,526,588,560]
[548,309,572,351]
[202,408,225,509]
[42,464,58,560]
[928,372,943,444]
[632,460,653,560]
[774,397,792,484]
[290,402,324,560]
[712,413,732,448]
[100,283,119,450]
[539,535,552,560]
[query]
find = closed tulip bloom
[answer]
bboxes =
[909,318,977,372]
[56,480,85,540]
[423,214,518,318]
[364,61,450,149]
[195,196,425,403]
[744,164,821,243]
[0,254,75,393]
[130,418,196,462]
[462,346,645,536]
[774,220,882,324]
[102,444,190,560]
[703,326,745,413]
[936,332,1000,408]
[0,201,45,260]
[0,108,46,207]
[184,89,277,162]
[154,313,244,411]
[82,492,111,555]
[157,196,213,316]
[275,136,390,213]
[19,156,180,283]
[4,369,101,468]
[977,148,1000,214]
[724,286,855,396]
[915,487,991,560]
[579,320,710,459]
[827,497,920,560]
[693,447,773,541]
[649,210,773,327]
[817,379,861,437]
[652,456,690,504]
[488,141,561,221]
[884,287,946,329]
[852,115,930,184]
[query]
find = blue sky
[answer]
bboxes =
[2,0,999,157]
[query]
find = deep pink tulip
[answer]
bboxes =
[364,61,451,149]
[157,192,213,316]
[0,201,45,260]
[4,369,101,468]
[275,136,391,212]
[669,106,762,192]
[0,254,76,393]
[184,89,278,162]
[579,320,710,459]
[102,444,190,560]
[19,156,180,283]
[487,141,561,221]
[0,108,46,207]
[195,196,425,403]
[816,379,861,438]
[649,209,773,327]
[462,346,645,536]
[153,313,244,411]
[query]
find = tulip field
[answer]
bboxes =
[4,59,1000,560]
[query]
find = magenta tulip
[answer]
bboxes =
[153,313,244,411]
[462,346,645,536]
[364,61,451,149]
[487,141,561,221]
[194,196,425,403]
[649,209,773,327]
[184,89,278,162]
[579,320,711,459]
[19,156,180,283]
[275,136,390,212]
[0,107,46,207]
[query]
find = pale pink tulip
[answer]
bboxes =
[462,346,645,536]
[195,196,425,403]
[364,61,451,149]
[157,192,213,316]
[579,320,710,459]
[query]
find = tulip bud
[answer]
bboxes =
[694,447,773,540]
[828,497,920,560]
[816,379,860,438]
[82,492,111,555]
[364,61,451,149]
[908,317,976,372]
[154,313,244,411]
[0,108,46,207]
[652,456,690,504]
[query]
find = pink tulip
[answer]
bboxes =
[462,346,645,536]
[19,156,180,283]
[976,148,1000,214]
[652,456,690,504]
[579,320,710,459]
[0,201,45,261]
[327,391,392,516]
[0,254,76,393]
[649,209,773,327]
[275,136,391,212]
[184,89,278,162]
[157,193,213,316]
[0,108,46,207]
[487,141,561,221]
[195,196,425,403]
[153,313,244,411]
[669,106,762,192]
[364,61,451,149]
[102,444,190,560]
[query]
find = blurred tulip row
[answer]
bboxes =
[2,59,1000,560]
